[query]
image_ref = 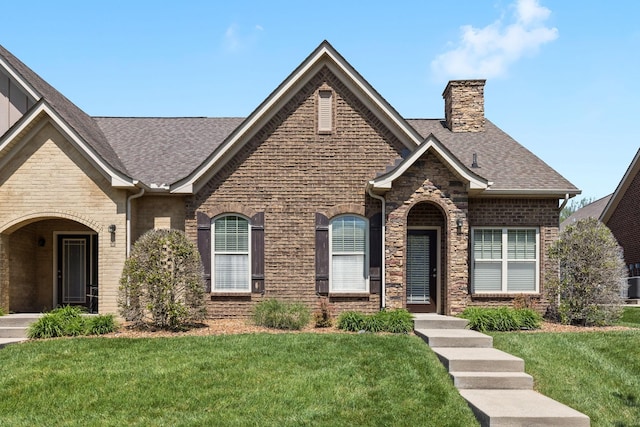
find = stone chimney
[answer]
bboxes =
[443,80,486,132]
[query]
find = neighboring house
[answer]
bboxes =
[0,41,580,317]
[601,148,640,277]
[560,194,612,231]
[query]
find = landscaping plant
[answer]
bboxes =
[252,299,311,330]
[118,229,206,330]
[27,306,117,339]
[547,217,626,326]
[312,297,335,328]
[337,309,413,333]
[459,306,542,332]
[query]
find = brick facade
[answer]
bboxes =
[188,67,405,318]
[0,122,128,313]
[606,169,640,266]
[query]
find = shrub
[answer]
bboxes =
[547,218,626,326]
[85,314,118,335]
[253,299,310,330]
[337,311,366,332]
[337,309,413,333]
[118,229,206,330]
[0,307,5,316]
[459,307,542,332]
[27,306,118,339]
[313,298,335,328]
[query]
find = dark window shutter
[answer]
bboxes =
[251,212,265,293]
[197,211,212,293]
[369,212,382,294]
[315,213,329,295]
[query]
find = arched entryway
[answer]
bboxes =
[0,218,98,313]
[406,202,446,313]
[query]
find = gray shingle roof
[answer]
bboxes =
[406,119,578,193]
[0,44,128,175]
[94,117,244,186]
[561,194,612,230]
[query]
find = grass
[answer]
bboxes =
[617,306,640,328]
[492,329,640,426]
[0,333,478,426]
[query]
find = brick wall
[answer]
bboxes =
[133,195,186,241]
[0,122,128,314]
[468,198,559,312]
[189,66,406,317]
[606,169,640,266]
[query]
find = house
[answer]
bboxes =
[560,194,612,231]
[0,41,580,317]
[601,148,640,280]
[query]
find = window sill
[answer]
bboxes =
[329,292,370,298]
[210,291,252,297]
[471,292,540,298]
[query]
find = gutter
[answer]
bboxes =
[558,193,570,212]
[126,184,145,257]
[367,184,386,309]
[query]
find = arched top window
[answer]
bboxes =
[330,215,368,292]
[212,215,250,291]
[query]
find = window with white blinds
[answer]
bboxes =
[472,228,538,293]
[330,215,368,292]
[318,90,332,132]
[213,215,250,291]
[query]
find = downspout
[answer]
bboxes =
[367,185,386,309]
[126,185,145,257]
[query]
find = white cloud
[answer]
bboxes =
[223,23,264,53]
[431,0,558,80]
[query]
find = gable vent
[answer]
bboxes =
[318,90,333,133]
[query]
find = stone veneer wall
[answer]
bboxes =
[467,198,560,313]
[187,66,406,318]
[384,152,470,314]
[443,80,486,133]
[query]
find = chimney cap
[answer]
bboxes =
[442,79,486,97]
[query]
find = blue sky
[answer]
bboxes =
[1,0,638,203]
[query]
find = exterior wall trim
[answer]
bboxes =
[0,210,103,234]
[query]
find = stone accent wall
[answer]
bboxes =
[189,66,406,318]
[467,198,560,312]
[384,151,470,314]
[443,80,486,133]
[605,169,640,266]
[0,122,128,314]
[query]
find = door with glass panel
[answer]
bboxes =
[406,229,437,313]
[57,234,98,312]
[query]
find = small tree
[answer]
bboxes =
[546,218,626,326]
[119,229,206,330]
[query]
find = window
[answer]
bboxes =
[330,215,368,292]
[318,90,332,133]
[472,228,539,293]
[212,215,250,291]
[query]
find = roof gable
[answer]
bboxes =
[0,44,130,179]
[170,40,424,194]
[601,148,640,223]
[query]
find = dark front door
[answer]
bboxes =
[406,229,438,313]
[57,234,98,312]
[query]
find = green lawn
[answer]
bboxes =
[492,329,640,426]
[618,306,640,328]
[0,333,478,427]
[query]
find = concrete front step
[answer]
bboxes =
[460,389,590,427]
[432,347,525,372]
[413,313,468,330]
[415,328,493,348]
[0,327,29,338]
[450,371,533,390]
[0,314,42,327]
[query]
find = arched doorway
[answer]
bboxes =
[406,202,446,313]
[2,218,98,313]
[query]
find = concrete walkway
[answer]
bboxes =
[0,314,40,348]
[414,313,590,427]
